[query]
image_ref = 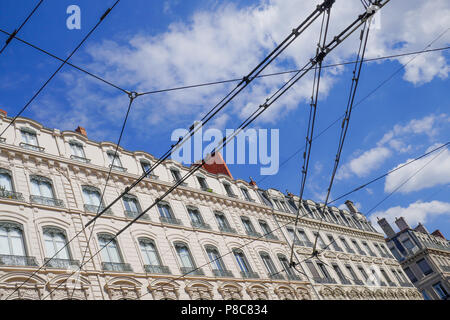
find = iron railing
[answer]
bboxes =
[44,258,80,269]
[218,225,237,234]
[245,230,262,238]
[70,155,91,163]
[84,204,113,215]
[0,254,38,267]
[20,142,44,152]
[144,265,171,275]
[269,273,285,280]
[313,277,337,284]
[125,210,150,220]
[240,271,260,279]
[159,216,182,226]
[180,267,204,276]
[30,195,64,207]
[212,269,234,278]
[191,220,212,230]
[109,164,127,172]
[0,189,24,201]
[102,262,133,272]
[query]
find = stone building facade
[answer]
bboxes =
[0,112,421,300]
[378,217,450,300]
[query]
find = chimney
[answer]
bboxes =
[414,223,429,234]
[345,200,359,214]
[0,109,7,117]
[75,126,87,137]
[431,229,446,240]
[202,152,233,179]
[249,177,257,187]
[394,217,410,232]
[377,217,396,238]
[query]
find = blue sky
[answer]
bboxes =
[0,0,449,237]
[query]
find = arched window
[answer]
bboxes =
[43,227,70,260]
[20,127,40,151]
[98,234,123,265]
[233,249,258,279]
[30,175,54,198]
[123,194,141,215]
[205,245,227,274]
[157,202,180,225]
[0,222,26,256]
[277,254,299,280]
[0,168,13,192]
[82,186,109,214]
[139,238,161,267]
[259,251,278,278]
[174,242,202,275]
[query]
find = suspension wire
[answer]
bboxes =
[68,93,137,300]
[288,7,331,267]
[0,0,122,138]
[41,1,391,300]
[1,26,447,99]
[3,0,123,300]
[311,19,371,257]
[0,0,44,55]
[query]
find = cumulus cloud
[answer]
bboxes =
[337,114,448,180]
[384,145,450,193]
[370,200,450,232]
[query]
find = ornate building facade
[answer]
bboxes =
[0,111,421,300]
[378,217,450,300]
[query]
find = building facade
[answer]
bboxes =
[378,217,450,300]
[0,112,421,300]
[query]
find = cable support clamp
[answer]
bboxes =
[128,91,139,100]
[6,29,18,45]
[100,8,112,21]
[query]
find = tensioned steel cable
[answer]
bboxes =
[42,1,392,299]
[68,93,137,300]
[0,0,44,55]
[3,0,123,300]
[1,25,448,98]
[0,0,122,138]
[256,28,450,187]
[310,18,372,257]
[288,5,331,267]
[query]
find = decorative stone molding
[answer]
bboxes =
[346,288,360,300]
[218,283,242,300]
[274,285,296,300]
[185,281,214,300]
[246,284,269,300]
[295,286,311,300]
[104,277,142,300]
[319,286,333,299]
[148,280,179,300]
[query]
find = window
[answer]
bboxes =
[0,222,26,256]
[241,217,254,233]
[259,220,272,237]
[278,254,298,279]
[98,233,123,264]
[0,169,13,192]
[362,241,375,256]
[170,169,182,182]
[107,151,123,168]
[205,246,227,272]
[157,202,174,219]
[139,238,161,266]
[272,199,283,211]
[82,186,105,212]
[260,252,278,277]
[123,195,141,214]
[404,267,418,283]
[188,207,208,229]
[389,245,402,260]
[215,212,233,232]
[432,282,449,300]
[421,290,431,300]
[197,176,209,191]
[391,269,402,283]
[69,141,86,159]
[279,200,290,212]
[332,264,348,283]
[20,128,40,151]
[374,243,384,257]
[140,160,151,174]
[223,183,236,197]
[345,265,359,282]
[380,269,392,284]
[313,232,326,249]
[233,249,252,274]
[43,227,70,260]
[297,229,310,244]
[287,228,299,244]
[317,262,332,280]
[352,240,365,254]
[30,176,54,198]
[340,237,352,252]
[327,235,341,251]
[358,266,369,281]
[240,187,253,201]
[417,258,433,275]
[175,242,195,269]
[402,238,415,251]
[305,261,321,279]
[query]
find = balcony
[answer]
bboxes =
[368,251,377,257]
[191,220,212,230]
[345,248,355,254]
[109,164,127,173]
[0,255,38,267]
[241,271,260,279]
[144,265,171,275]
[20,142,44,152]
[212,269,234,278]
[218,225,237,234]
[303,241,314,248]
[423,242,450,252]
[245,230,262,238]
[357,249,366,256]
[172,180,187,187]
[379,281,387,287]
[269,273,285,280]
[180,267,204,276]
[30,195,64,208]
[399,282,414,288]
[332,246,344,252]
[387,281,397,287]
[159,216,182,226]
[125,210,150,220]
[44,258,80,269]
[313,277,337,284]
[286,273,302,281]
[70,154,91,164]
[102,262,133,272]
[0,189,24,201]
[441,265,450,272]
[84,204,113,215]
[353,279,364,285]
[340,278,352,285]
[264,233,279,241]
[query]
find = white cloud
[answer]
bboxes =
[370,200,450,231]
[34,0,449,138]
[384,146,450,193]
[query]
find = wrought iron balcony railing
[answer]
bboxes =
[441,265,450,272]
[44,258,80,269]
[423,242,450,252]
[218,225,237,234]
[102,262,133,272]
[212,269,234,278]
[70,154,91,163]
[387,281,397,287]
[191,220,212,230]
[368,251,377,257]
[180,267,204,276]
[0,189,24,201]
[345,248,355,254]
[357,249,366,256]
[264,233,279,241]
[0,254,38,267]
[245,230,262,238]
[269,273,285,280]
[159,216,182,226]
[172,180,187,187]
[340,278,352,285]
[240,271,260,279]
[20,142,44,152]
[313,277,337,284]
[353,279,364,285]
[399,282,414,288]
[333,246,344,252]
[30,195,64,208]
[144,264,171,275]
[109,164,127,172]
[84,204,113,215]
[286,273,301,281]
[379,281,387,287]
[125,210,150,220]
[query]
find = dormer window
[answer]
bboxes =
[240,187,253,202]
[223,183,236,198]
[107,151,126,172]
[20,128,43,152]
[197,176,210,191]
[170,168,182,182]
[141,160,151,173]
[69,140,90,163]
